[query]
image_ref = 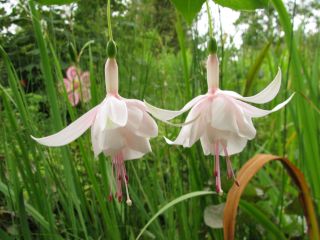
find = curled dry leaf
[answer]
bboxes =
[223,154,319,240]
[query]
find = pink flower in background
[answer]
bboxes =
[32,58,158,205]
[64,66,91,106]
[145,53,294,194]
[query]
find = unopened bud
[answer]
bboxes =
[208,37,217,54]
[107,40,117,58]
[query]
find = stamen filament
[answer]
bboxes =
[222,144,239,186]
[214,142,223,195]
[111,152,131,204]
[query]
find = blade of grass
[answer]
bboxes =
[0,181,50,231]
[17,189,32,240]
[29,1,84,237]
[271,0,320,206]
[175,12,191,99]
[0,46,31,130]
[239,200,286,240]
[242,41,271,96]
[136,191,215,240]
[89,45,99,106]
[1,47,61,239]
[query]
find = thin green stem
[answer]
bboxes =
[107,0,113,40]
[205,0,213,37]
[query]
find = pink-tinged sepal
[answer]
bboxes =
[31,105,100,147]
[144,95,205,121]
[222,68,282,104]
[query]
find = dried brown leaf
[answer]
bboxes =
[223,154,319,240]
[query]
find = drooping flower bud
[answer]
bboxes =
[207,54,219,89]
[107,40,117,58]
[208,37,217,54]
[105,58,118,94]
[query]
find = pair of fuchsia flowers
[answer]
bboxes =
[32,42,294,205]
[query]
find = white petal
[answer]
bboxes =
[137,113,158,137]
[102,128,126,151]
[124,131,152,154]
[126,105,144,130]
[121,148,145,160]
[222,69,282,104]
[236,115,256,140]
[31,105,99,147]
[210,96,239,135]
[144,95,205,121]
[188,111,207,146]
[96,96,128,130]
[165,100,207,147]
[123,98,146,111]
[206,127,248,156]
[91,134,101,157]
[164,126,190,146]
[227,97,257,139]
[125,102,158,137]
[237,93,295,118]
[200,134,212,156]
[91,122,101,157]
[222,133,248,156]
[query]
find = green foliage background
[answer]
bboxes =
[0,0,319,239]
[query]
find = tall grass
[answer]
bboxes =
[0,0,318,239]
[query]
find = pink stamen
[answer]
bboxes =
[214,142,223,195]
[108,193,113,202]
[213,141,218,177]
[111,152,132,205]
[222,144,239,186]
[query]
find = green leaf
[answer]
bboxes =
[0,181,50,231]
[170,0,205,25]
[243,41,272,96]
[213,0,268,10]
[36,0,76,5]
[239,200,287,240]
[170,0,267,25]
[136,191,215,240]
[17,190,32,240]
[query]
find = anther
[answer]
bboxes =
[108,193,113,202]
[126,199,132,206]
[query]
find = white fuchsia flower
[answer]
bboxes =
[63,66,91,106]
[145,53,294,194]
[32,57,158,205]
